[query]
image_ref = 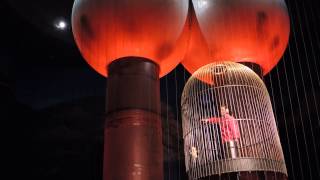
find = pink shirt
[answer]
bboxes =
[202,114,240,143]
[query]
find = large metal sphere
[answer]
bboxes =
[72,0,189,77]
[182,7,211,75]
[182,0,290,75]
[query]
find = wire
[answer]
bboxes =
[165,75,171,180]
[286,0,318,178]
[174,69,182,180]
[292,0,320,177]
[275,58,296,180]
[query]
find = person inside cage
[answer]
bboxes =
[201,106,240,158]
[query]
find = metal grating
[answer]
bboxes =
[181,62,287,179]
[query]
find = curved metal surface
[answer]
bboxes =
[72,0,189,77]
[183,0,290,75]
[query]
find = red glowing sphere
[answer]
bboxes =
[182,0,290,75]
[72,0,189,77]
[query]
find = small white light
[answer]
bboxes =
[55,20,67,30]
[198,0,208,8]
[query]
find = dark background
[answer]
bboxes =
[1,0,319,179]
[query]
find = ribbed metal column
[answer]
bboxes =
[103,57,163,180]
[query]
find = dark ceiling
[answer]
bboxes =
[7,0,74,42]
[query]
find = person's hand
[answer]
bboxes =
[200,119,210,123]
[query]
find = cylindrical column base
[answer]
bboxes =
[103,57,163,180]
[104,110,163,180]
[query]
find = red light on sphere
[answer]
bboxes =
[182,8,211,78]
[182,0,290,75]
[72,0,189,77]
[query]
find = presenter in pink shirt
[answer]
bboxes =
[201,106,240,158]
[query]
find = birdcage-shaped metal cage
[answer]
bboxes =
[181,62,287,179]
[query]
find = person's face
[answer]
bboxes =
[220,107,229,116]
[220,107,226,115]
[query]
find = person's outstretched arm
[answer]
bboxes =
[200,117,221,123]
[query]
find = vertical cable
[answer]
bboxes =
[307,2,320,62]
[286,0,316,178]
[301,3,320,87]
[174,69,181,180]
[292,0,320,177]
[281,43,306,179]
[267,71,282,172]
[275,57,296,180]
[165,75,171,180]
